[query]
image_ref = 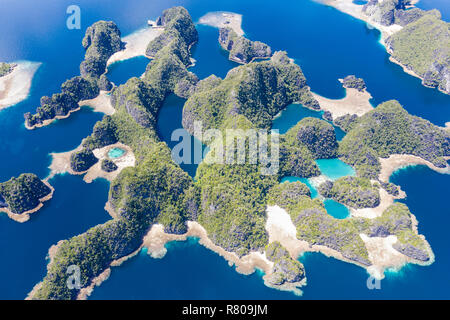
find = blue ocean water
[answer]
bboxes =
[271,103,347,139]
[90,238,297,300]
[0,0,449,299]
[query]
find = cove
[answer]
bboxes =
[316,158,355,180]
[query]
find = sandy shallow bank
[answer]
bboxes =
[0,61,41,110]
[107,26,163,66]
[198,11,244,36]
[0,180,54,223]
[312,81,373,120]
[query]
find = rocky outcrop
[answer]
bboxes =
[333,114,358,132]
[82,115,118,150]
[183,51,317,132]
[0,62,17,77]
[0,173,52,214]
[392,242,429,261]
[363,0,398,26]
[219,27,271,64]
[339,100,450,178]
[385,13,449,94]
[70,149,99,172]
[268,181,311,207]
[394,8,441,26]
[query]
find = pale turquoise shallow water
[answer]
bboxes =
[316,159,356,180]
[108,147,125,159]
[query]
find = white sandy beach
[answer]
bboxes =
[0,61,41,110]
[107,26,163,66]
[198,11,244,36]
[312,83,373,120]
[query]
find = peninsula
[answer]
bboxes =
[23,6,449,300]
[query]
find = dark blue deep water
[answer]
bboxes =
[0,0,449,299]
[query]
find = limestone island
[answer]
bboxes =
[25,6,450,300]
[323,0,450,95]
[0,61,41,110]
[0,173,54,223]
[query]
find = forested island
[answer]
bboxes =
[25,6,448,300]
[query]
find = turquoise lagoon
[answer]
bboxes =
[0,0,449,299]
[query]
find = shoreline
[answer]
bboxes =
[73,221,279,300]
[198,11,244,36]
[0,179,54,223]
[48,142,135,183]
[265,204,433,280]
[26,90,115,130]
[378,154,450,183]
[322,0,403,45]
[312,80,373,120]
[0,61,41,110]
